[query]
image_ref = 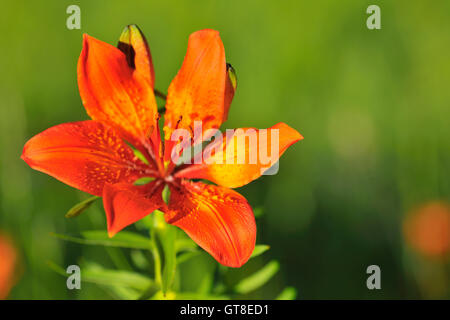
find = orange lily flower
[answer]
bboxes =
[21,25,303,267]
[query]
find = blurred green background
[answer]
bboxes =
[1,0,449,299]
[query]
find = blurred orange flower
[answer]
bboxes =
[0,234,18,299]
[403,202,450,258]
[21,25,303,268]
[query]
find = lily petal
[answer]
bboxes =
[103,181,164,237]
[163,29,230,147]
[165,181,256,268]
[78,34,159,153]
[175,122,303,188]
[118,24,155,88]
[21,121,150,196]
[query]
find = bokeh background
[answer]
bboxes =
[1,0,449,299]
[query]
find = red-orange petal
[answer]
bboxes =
[103,181,164,237]
[78,34,159,153]
[21,121,150,196]
[163,29,230,146]
[164,181,256,268]
[175,122,303,188]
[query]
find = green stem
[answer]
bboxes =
[149,210,177,297]
[154,89,167,100]
[150,230,162,287]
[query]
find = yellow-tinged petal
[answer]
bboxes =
[175,123,303,188]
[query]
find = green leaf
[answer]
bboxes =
[50,230,152,250]
[130,249,150,270]
[197,271,214,295]
[176,250,201,265]
[106,286,141,300]
[173,292,230,300]
[250,245,270,259]
[150,291,229,300]
[81,266,153,291]
[65,196,99,218]
[276,286,297,300]
[175,237,198,252]
[82,230,150,245]
[234,260,280,294]
[47,260,154,292]
[105,246,133,271]
[46,260,67,277]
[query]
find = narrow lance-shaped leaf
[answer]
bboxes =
[130,249,150,270]
[82,266,153,291]
[50,231,153,249]
[175,237,198,252]
[250,245,270,259]
[107,286,142,300]
[276,286,298,300]
[47,260,154,291]
[172,292,230,300]
[65,196,99,218]
[176,250,201,265]
[233,260,280,294]
[51,257,141,300]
